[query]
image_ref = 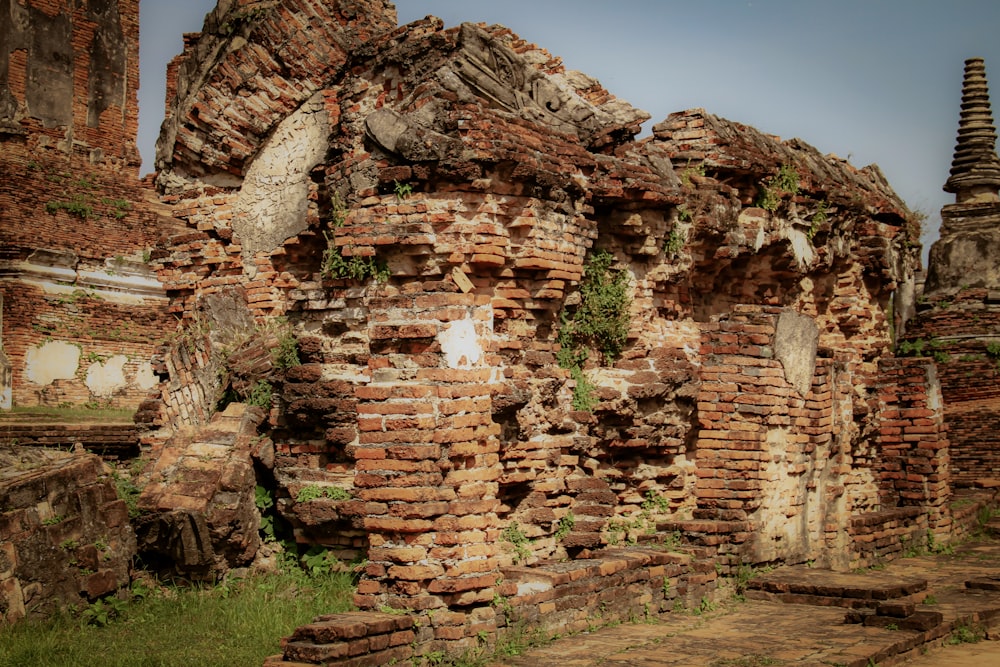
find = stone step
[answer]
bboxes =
[747,565,927,609]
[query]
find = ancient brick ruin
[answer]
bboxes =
[2,1,1000,663]
[0,0,176,411]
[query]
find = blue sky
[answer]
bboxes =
[138,1,1000,257]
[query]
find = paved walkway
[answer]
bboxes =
[493,536,1000,667]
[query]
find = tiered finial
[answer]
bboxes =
[944,57,1000,202]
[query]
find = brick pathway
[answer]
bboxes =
[493,537,1000,666]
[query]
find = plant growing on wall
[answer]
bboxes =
[557,249,631,367]
[320,193,390,282]
[755,164,799,212]
[556,249,631,411]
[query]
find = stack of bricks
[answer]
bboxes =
[876,358,951,539]
[0,448,135,623]
[847,507,927,570]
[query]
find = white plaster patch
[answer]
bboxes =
[438,317,483,369]
[783,227,816,270]
[24,341,80,385]
[233,91,330,261]
[133,361,157,390]
[85,355,128,397]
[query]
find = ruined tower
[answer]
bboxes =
[904,58,1000,487]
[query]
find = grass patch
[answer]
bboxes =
[0,568,354,666]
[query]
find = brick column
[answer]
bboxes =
[352,289,503,644]
[876,358,951,538]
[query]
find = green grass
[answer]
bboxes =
[0,569,355,667]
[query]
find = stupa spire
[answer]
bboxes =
[944,57,1000,202]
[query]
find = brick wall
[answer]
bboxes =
[1,0,175,411]
[902,290,1000,486]
[1,0,140,169]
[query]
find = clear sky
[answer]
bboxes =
[138,1,1000,258]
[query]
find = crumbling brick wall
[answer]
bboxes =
[902,289,1000,487]
[0,448,136,623]
[1,0,177,410]
[140,0,953,658]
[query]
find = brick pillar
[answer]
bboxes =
[694,308,779,523]
[352,289,503,643]
[877,358,951,538]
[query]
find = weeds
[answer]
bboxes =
[295,484,351,503]
[0,566,355,666]
[755,164,799,212]
[946,620,985,645]
[556,249,630,412]
[553,513,575,541]
[501,522,531,564]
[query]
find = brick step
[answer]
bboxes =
[747,565,927,609]
[0,423,139,458]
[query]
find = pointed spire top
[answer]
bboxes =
[944,57,1000,202]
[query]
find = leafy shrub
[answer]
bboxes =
[557,249,630,368]
[246,380,273,408]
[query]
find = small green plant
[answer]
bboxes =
[273,329,300,370]
[553,513,575,541]
[501,521,532,564]
[80,597,129,627]
[111,470,143,517]
[42,515,65,526]
[300,546,340,576]
[679,160,706,188]
[321,231,390,282]
[296,485,352,503]
[46,197,93,219]
[663,228,685,257]
[755,164,799,212]
[101,197,131,219]
[885,622,898,631]
[255,484,277,542]
[556,249,630,415]
[986,341,1000,359]
[662,530,682,551]
[897,336,948,362]
[808,200,828,241]
[393,180,413,200]
[946,620,985,645]
[696,596,717,615]
[569,366,597,412]
[922,594,938,605]
[641,490,671,514]
[60,539,79,551]
[246,380,273,408]
[84,351,108,364]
